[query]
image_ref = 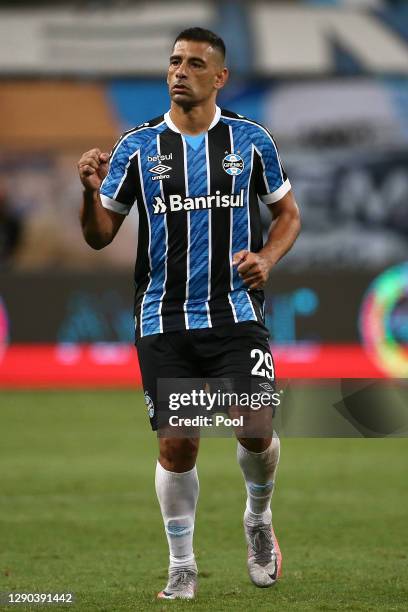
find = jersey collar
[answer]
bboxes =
[164,105,221,134]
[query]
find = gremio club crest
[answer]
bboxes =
[222,153,244,176]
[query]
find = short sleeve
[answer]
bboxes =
[100,136,140,215]
[254,130,291,205]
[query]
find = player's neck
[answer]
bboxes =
[169,101,218,135]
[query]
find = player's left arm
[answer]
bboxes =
[233,190,300,289]
[233,130,301,289]
[262,188,301,269]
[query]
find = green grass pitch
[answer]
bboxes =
[0,390,407,611]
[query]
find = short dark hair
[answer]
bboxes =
[174,27,226,59]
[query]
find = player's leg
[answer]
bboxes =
[236,404,278,531]
[135,331,200,599]
[234,323,281,587]
[237,432,279,526]
[237,432,282,587]
[155,436,200,599]
[198,321,282,587]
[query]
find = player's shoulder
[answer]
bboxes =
[220,108,276,143]
[111,114,166,156]
[125,114,166,136]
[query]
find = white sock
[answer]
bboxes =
[237,432,280,525]
[155,461,199,569]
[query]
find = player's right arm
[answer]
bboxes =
[78,148,125,250]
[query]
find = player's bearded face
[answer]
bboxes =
[167,40,227,107]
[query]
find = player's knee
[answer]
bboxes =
[237,437,272,453]
[159,437,199,472]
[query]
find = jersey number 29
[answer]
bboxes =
[250,349,275,380]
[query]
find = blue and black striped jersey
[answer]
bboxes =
[100,106,291,338]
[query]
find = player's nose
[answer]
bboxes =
[175,61,188,78]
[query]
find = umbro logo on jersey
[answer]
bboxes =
[223,153,244,176]
[149,164,172,175]
[149,164,172,181]
[148,153,173,180]
[152,190,245,215]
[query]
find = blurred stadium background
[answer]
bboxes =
[0,0,407,385]
[1,1,408,610]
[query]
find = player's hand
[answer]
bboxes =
[232,249,271,290]
[77,148,109,192]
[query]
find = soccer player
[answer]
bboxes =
[77,27,300,600]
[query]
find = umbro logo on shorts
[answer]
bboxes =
[259,382,274,393]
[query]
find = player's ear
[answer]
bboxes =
[214,67,229,91]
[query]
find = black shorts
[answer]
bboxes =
[135,321,276,431]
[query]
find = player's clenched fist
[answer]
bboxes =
[232,249,271,290]
[77,149,109,192]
